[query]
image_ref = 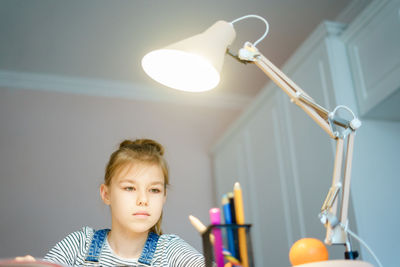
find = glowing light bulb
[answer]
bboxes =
[142,49,220,92]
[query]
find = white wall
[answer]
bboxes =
[0,87,240,258]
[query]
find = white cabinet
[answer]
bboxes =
[212,2,400,266]
[212,22,355,266]
[341,0,400,120]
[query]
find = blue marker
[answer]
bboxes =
[222,193,236,259]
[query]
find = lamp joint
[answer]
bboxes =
[238,42,260,61]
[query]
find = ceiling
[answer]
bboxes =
[0,0,357,109]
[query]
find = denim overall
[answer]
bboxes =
[84,229,159,266]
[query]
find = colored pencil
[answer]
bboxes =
[228,192,240,260]
[222,194,236,259]
[210,208,225,267]
[234,182,249,267]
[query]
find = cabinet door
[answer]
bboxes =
[342,0,400,118]
[285,44,335,233]
[242,91,294,267]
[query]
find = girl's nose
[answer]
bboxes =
[136,190,148,206]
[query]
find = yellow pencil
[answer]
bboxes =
[234,182,249,267]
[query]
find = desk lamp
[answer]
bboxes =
[142,15,377,267]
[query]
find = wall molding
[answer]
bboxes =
[0,70,251,110]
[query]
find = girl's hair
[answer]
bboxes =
[104,138,169,235]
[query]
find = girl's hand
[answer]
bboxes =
[14,255,36,262]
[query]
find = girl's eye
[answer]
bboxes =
[150,188,161,193]
[125,187,135,191]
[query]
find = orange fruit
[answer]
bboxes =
[289,238,329,266]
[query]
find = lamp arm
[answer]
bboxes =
[320,132,356,250]
[240,43,338,139]
[238,43,360,250]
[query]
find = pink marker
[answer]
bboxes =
[209,207,224,267]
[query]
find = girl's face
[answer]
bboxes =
[101,162,166,235]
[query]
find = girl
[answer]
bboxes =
[19,139,205,266]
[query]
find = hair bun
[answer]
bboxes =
[119,140,135,148]
[119,139,164,156]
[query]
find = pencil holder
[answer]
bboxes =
[201,224,254,267]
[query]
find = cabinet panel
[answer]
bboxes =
[243,93,293,267]
[343,0,400,118]
[285,45,336,239]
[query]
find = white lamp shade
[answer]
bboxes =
[142,20,236,92]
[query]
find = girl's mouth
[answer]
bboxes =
[133,211,150,217]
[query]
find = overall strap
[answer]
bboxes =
[138,232,160,265]
[85,229,110,263]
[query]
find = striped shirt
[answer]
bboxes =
[44,227,205,267]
